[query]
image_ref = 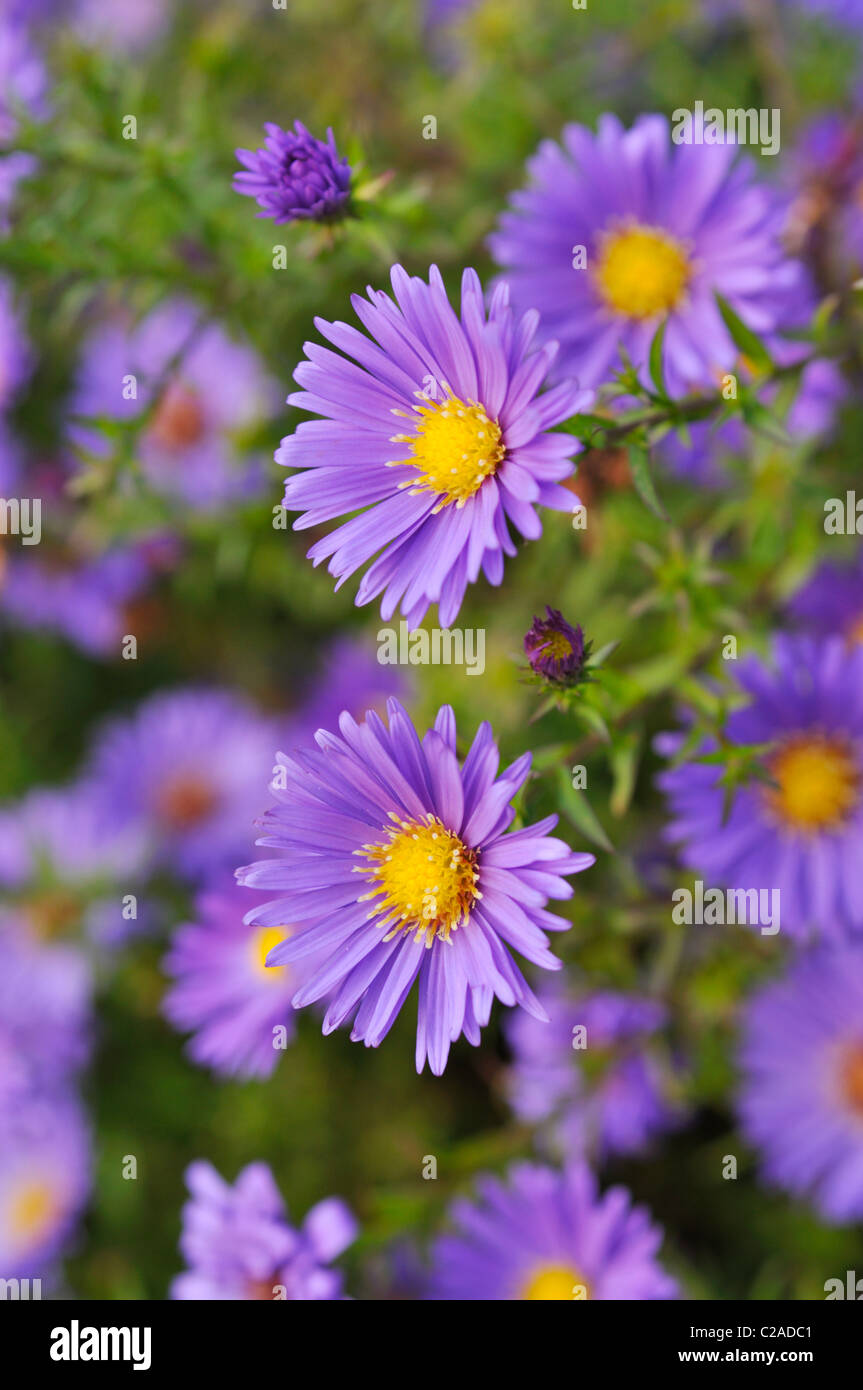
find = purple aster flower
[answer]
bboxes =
[739,945,863,1223]
[0,782,148,950]
[236,697,595,1075]
[1,542,157,658]
[278,264,593,629]
[657,634,863,941]
[234,121,352,225]
[162,877,327,1079]
[0,923,91,1104]
[171,1160,356,1300]
[426,1161,679,1299]
[0,1092,90,1281]
[523,606,585,684]
[70,299,276,511]
[504,982,684,1161]
[85,687,279,883]
[489,114,811,393]
[788,547,863,647]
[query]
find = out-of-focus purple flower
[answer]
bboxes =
[162,878,327,1079]
[85,687,279,883]
[489,114,811,394]
[234,121,352,225]
[504,982,684,1161]
[523,606,585,684]
[1,543,156,658]
[236,698,594,1075]
[171,1160,356,1300]
[739,945,863,1223]
[787,110,863,274]
[285,634,409,746]
[0,276,31,408]
[426,1161,679,1299]
[657,634,863,941]
[72,0,171,53]
[70,300,277,511]
[0,783,148,950]
[279,263,593,629]
[788,547,863,646]
[0,18,47,146]
[661,357,847,486]
[0,923,91,1104]
[0,1093,90,1281]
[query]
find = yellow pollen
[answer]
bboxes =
[594,220,692,320]
[251,925,290,980]
[765,735,860,834]
[356,813,480,946]
[847,613,863,647]
[538,630,573,660]
[389,393,505,510]
[520,1263,589,1301]
[840,1042,863,1118]
[8,1178,58,1244]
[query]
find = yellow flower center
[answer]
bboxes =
[356,812,480,946]
[520,1263,589,1300]
[765,735,860,834]
[149,382,206,450]
[848,613,863,647]
[251,925,290,981]
[840,1042,863,1118]
[390,394,505,511]
[156,774,219,829]
[8,1178,59,1245]
[26,889,81,941]
[538,630,573,660]
[594,221,692,320]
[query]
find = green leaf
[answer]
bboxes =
[648,319,668,397]
[556,766,614,853]
[627,442,668,521]
[714,292,773,373]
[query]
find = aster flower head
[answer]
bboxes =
[739,945,863,1223]
[788,548,863,647]
[234,122,352,225]
[0,1093,91,1281]
[657,634,863,941]
[0,782,148,950]
[489,114,810,394]
[163,878,326,1080]
[1,542,156,658]
[504,982,684,1161]
[85,687,280,883]
[236,697,595,1075]
[171,1160,356,1300]
[426,1161,679,1299]
[278,264,594,630]
[524,606,586,685]
[71,299,276,511]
